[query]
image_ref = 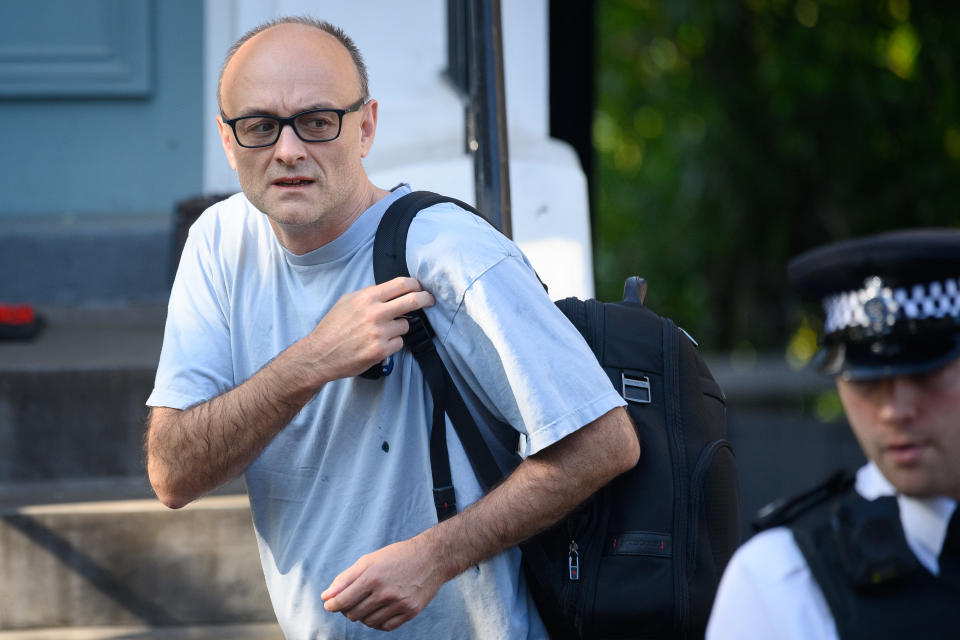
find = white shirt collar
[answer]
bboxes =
[855,461,958,575]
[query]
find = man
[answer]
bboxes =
[707,229,960,639]
[144,17,639,639]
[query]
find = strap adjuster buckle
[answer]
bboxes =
[433,485,457,522]
[404,314,435,355]
[622,374,652,404]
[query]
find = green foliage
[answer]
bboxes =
[594,0,960,351]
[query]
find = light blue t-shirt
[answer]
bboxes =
[148,184,626,639]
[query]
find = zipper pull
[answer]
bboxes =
[568,540,580,581]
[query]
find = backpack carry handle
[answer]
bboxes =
[623,276,648,304]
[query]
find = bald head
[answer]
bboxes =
[213,16,383,249]
[217,17,368,114]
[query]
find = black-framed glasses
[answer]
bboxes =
[222,98,367,148]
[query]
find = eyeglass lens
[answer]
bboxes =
[234,110,343,147]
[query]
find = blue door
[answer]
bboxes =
[0,0,203,303]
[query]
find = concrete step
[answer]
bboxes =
[0,213,174,307]
[0,304,277,632]
[0,490,276,631]
[0,305,165,482]
[0,622,282,640]
[0,476,247,511]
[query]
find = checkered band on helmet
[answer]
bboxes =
[823,277,960,334]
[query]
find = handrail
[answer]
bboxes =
[446,0,512,237]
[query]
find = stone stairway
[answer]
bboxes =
[0,306,280,639]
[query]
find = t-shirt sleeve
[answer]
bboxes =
[408,205,626,456]
[146,219,234,410]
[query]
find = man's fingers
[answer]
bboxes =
[363,278,435,324]
[320,563,364,609]
[324,576,395,626]
[374,277,424,301]
[338,591,380,622]
[388,317,410,338]
[384,291,434,317]
[380,613,412,632]
[384,333,405,356]
[364,605,410,631]
[323,584,370,614]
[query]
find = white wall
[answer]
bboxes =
[202,0,594,299]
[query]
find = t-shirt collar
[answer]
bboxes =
[281,184,412,267]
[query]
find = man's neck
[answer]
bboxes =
[270,182,391,255]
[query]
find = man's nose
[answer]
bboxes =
[879,377,919,425]
[273,123,307,164]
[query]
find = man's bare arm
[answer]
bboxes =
[145,277,434,509]
[321,405,639,631]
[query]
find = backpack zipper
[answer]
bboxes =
[561,503,592,627]
[662,317,690,638]
[687,439,734,572]
[568,540,580,580]
[570,493,607,633]
[573,299,606,634]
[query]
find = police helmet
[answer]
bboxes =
[787,228,960,380]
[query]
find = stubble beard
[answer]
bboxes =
[240,156,368,245]
[241,172,332,229]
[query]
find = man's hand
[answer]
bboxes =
[320,536,448,632]
[299,276,435,383]
[146,276,434,509]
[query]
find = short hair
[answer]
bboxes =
[217,16,369,113]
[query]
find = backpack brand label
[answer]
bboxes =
[607,532,672,557]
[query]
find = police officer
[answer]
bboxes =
[707,229,960,639]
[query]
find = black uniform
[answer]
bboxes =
[753,471,960,639]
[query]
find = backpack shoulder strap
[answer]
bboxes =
[372,191,506,520]
[373,190,481,283]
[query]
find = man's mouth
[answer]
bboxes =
[272,178,315,187]
[885,441,926,465]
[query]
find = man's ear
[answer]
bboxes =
[217,114,239,171]
[359,100,379,159]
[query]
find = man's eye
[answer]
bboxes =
[847,378,884,395]
[241,119,277,135]
[301,115,335,130]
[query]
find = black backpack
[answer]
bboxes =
[370,191,741,639]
